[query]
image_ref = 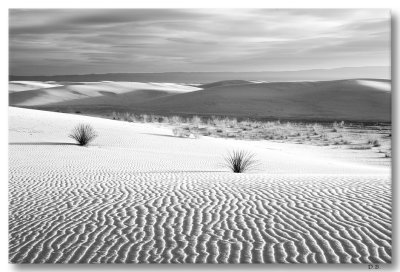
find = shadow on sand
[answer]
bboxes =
[141,133,203,139]
[140,133,184,138]
[9,142,77,146]
[134,170,228,174]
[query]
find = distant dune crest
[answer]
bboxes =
[9,78,391,122]
[356,80,391,92]
[9,66,390,83]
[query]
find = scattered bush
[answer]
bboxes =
[191,115,202,126]
[223,150,259,173]
[191,131,202,139]
[342,139,351,145]
[172,127,191,138]
[312,123,323,133]
[367,138,381,147]
[69,124,97,146]
[372,139,381,147]
[172,127,180,136]
[107,112,390,151]
[170,116,181,124]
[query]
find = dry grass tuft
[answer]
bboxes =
[69,124,97,146]
[223,150,260,173]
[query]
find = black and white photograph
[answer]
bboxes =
[8,9,391,264]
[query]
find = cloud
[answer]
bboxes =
[9,9,390,75]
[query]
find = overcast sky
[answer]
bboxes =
[9,9,390,76]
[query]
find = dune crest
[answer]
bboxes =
[9,81,201,106]
[356,80,391,92]
[9,81,63,93]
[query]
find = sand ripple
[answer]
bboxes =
[9,170,391,263]
[9,107,391,263]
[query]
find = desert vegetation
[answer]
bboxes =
[223,150,259,173]
[108,111,391,157]
[69,124,98,146]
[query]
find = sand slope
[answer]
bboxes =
[9,107,391,263]
[9,81,200,106]
[9,81,62,93]
[131,79,391,122]
[199,80,253,89]
[10,79,391,122]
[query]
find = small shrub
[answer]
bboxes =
[149,114,158,123]
[342,139,351,145]
[227,118,238,128]
[312,123,323,133]
[111,111,119,120]
[367,137,381,147]
[122,112,134,122]
[172,127,191,138]
[141,114,149,123]
[160,116,170,123]
[170,116,181,124]
[223,150,259,173]
[372,139,381,147]
[172,127,180,136]
[191,131,202,139]
[191,115,202,126]
[69,124,97,146]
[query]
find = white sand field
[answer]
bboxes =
[9,107,391,264]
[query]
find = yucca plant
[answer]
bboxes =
[69,124,97,146]
[223,150,259,173]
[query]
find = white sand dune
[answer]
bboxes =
[9,81,63,92]
[9,79,391,122]
[356,80,391,92]
[131,79,391,122]
[9,107,391,263]
[9,81,201,106]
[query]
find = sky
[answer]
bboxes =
[9,9,390,76]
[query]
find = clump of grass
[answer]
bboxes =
[372,139,381,147]
[223,150,259,173]
[69,124,97,146]
[367,137,381,147]
[191,130,202,139]
[169,115,181,124]
[342,139,351,145]
[172,127,191,138]
[191,115,202,126]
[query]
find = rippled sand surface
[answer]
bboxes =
[9,107,391,263]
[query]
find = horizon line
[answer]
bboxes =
[9,65,390,78]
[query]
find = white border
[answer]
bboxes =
[1,1,398,271]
